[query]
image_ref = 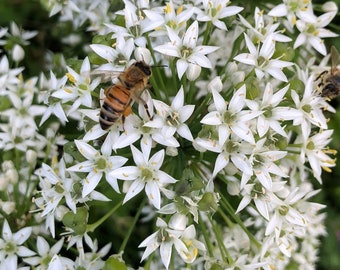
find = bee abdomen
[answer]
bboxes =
[99,86,130,130]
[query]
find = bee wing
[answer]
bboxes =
[89,70,124,83]
[331,46,340,74]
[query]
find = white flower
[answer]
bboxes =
[245,83,302,137]
[201,85,259,146]
[248,138,288,190]
[110,144,176,209]
[291,74,329,140]
[139,214,197,269]
[296,130,335,183]
[154,20,219,79]
[23,237,65,269]
[196,0,243,30]
[142,1,195,35]
[268,0,311,27]
[239,7,292,43]
[152,87,195,142]
[89,36,134,69]
[115,91,180,150]
[53,57,100,115]
[294,8,338,55]
[234,33,293,82]
[67,140,128,197]
[39,71,68,126]
[0,220,35,270]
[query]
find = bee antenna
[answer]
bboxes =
[151,64,168,68]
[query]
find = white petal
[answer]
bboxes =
[145,181,161,209]
[200,111,222,125]
[234,53,256,66]
[160,241,173,269]
[90,44,117,62]
[183,21,198,48]
[74,140,98,160]
[213,153,228,176]
[110,166,139,180]
[178,105,195,122]
[254,198,269,220]
[176,59,188,79]
[82,171,102,197]
[123,179,145,203]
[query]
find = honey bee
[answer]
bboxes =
[95,61,152,130]
[316,46,340,100]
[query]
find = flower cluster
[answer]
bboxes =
[0,0,339,269]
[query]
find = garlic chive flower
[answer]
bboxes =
[110,144,176,209]
[0,220,35,269]
[154,20,219,79]
[68,140,128,197]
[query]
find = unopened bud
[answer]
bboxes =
[322,2,338,12]
[12,44,25,62]
[26,149,37,167]
[208,76,223,93]
[2,201,15,215]
[166,146,178,157]
[186,63,201,81]
[134,47,151,64]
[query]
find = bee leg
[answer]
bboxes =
[122,106,133,132]
[138,97,153,120]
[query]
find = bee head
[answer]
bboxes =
[134,61,151,76]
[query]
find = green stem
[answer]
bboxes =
[203,21,212,45]
[208,215,232,263]
[187,92,212,125]
[219,192,261,248]
[198,212,214,257]
[146,34,168,100]
[87,200,122,232]
[119,198,147,252]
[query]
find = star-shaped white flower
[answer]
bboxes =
[234,33,293,82]
[0,220,35,269]
[201,85,259,146]
[68,140,128,197]
[294,8,338,55]
[196,0,243,30]
[154,20,219,79]
[53,57,100,115]
[110,144,176,209]
[152,87,195,142]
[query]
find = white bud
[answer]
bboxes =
[26,149,37,167]
[12,44,25,62]
[169,213,188,230]
[0,176,9,191]
[2,201,15,215]
[166,146,178,157]
[55,205,69,221]
[134,47,151,64]
[5,169,18,184]
[322,1,338,12]
[2,160,15,171]
[231,71,245,86]
[226,62,238,73]
[186,63,201,81]
[208,76,223,93]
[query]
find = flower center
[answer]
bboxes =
[95,157,107,171]
[279,205,289,216]
[181,46,193,59]
[302,104,311,113]
[306,140,315,150]
[141,167,153,181]
[223,111,235,124]
[4,241,17,255]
